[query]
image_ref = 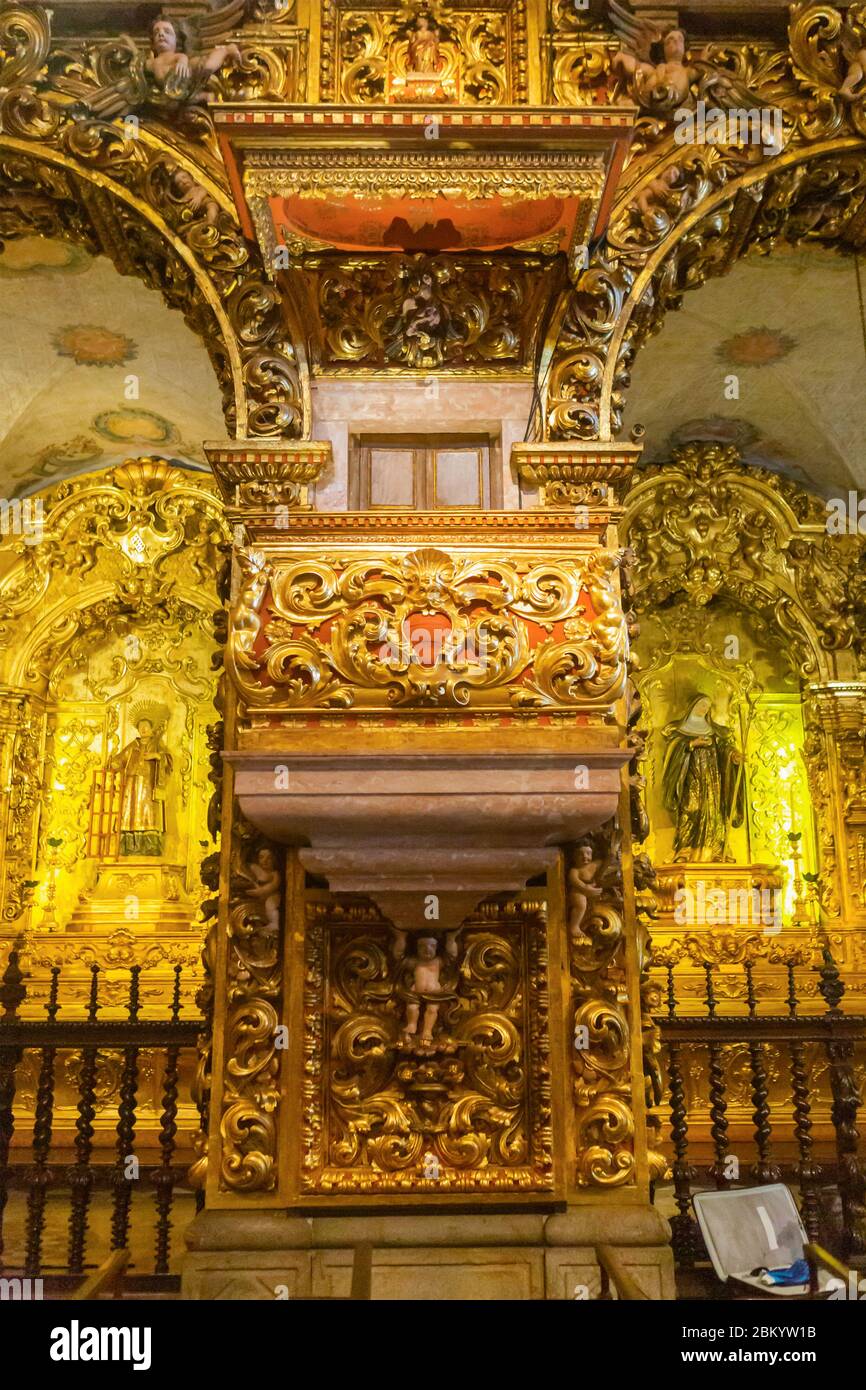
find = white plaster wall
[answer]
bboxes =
[312,379,535,511]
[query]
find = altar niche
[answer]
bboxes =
[298,894,556,1199]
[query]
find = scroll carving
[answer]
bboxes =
[569,820,636,1188]
[302,899,553,1193]
[228,544,629,716]
[218,823,285,1193]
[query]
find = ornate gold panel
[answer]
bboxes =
[321,0,529,105]
[301,897,554,1195]
[228,531,628,719]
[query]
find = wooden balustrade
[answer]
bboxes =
[654,948,866,1267]
[0,947,204,1283]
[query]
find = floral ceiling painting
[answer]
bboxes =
[0,239,225,496]
[624,244,866,496]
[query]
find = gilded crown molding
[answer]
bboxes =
[512,440,643,507]
[203,438,332,508]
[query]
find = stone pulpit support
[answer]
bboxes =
[182,438,674,1300]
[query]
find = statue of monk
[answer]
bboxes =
[110,712,173,857]
[662,695,744,862]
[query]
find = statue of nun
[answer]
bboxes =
[661,694,745,862]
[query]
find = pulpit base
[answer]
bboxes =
[181,1205,675,1300]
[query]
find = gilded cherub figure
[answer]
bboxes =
[567,841,605,941]
[392,929,459,1045]
[236,845,282,934]
[53,0,248,119]
[166,165,220,227]
[609,3,696,109]
[607,0,755,116]
[146,12,242,102]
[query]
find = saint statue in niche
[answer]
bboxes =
[110,702,173,857]
[661,694,745,862]
[407,13,444,75]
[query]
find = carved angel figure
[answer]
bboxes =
[609,1,697,110]
[166,165,220,226]
[607,0,755,116]
[235,845,282,934]
[841,21,866,101]
[52,0,247,119]
[567,841,605,941]
[146,10,242,101]
[392,929,459,1044]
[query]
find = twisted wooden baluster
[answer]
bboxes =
[67,965,100,1273]
[663,961,698,1265]
[789,1037,821,1241]
[703,963,730,1189]
[748,1038,781,1185]
[818,948,866,1255]
[24,967,60,1277]
[152,966,182,1275]
[110,966,141,1254]
[0,945,26,1272]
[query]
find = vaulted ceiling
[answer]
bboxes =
[0,236,225,497]
[623,243,866,498]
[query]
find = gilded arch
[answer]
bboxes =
[543,4,866,443]
[0,4,310,440]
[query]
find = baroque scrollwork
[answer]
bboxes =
[545,7,866,441]
[0,3,306,437]
[314,253,548,372]
[218,822,285,1193]
[569,819,636,1188]
[323,0,527,105]
[624,443,864,678]
[228,542,629,716]
[302,899,552,1193]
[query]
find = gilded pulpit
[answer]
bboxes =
[181,437,673,1299]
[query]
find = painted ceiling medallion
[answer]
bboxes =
[715,328,797,368]
[0,237,90,277]
[53,325,138,368]
[93,407,178,445]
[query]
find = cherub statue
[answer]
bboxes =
[567,841,606,941]
[607,0,755,116]
[237,845,282,934]
[392,929,459,1045]
[609,2,697,110]
[841,22,866,101]
[166,165,220,227]
[146,11,242,102]
[632,165,686,233]
[53,0,247,119]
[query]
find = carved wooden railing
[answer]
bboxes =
[654,950,866,1269]
[0,948,204,1285]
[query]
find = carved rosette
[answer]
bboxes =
[302,897,553,1194]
